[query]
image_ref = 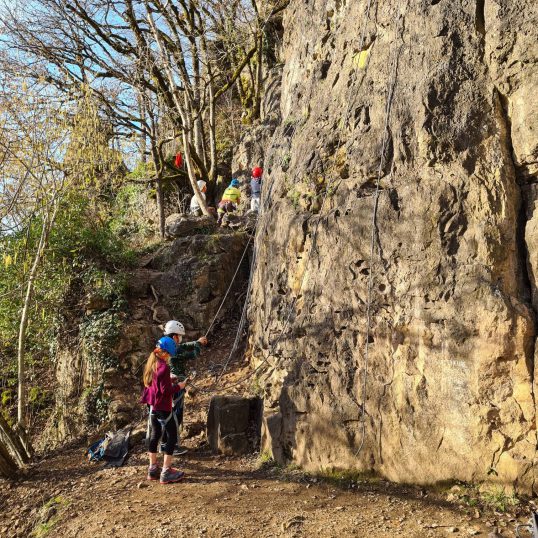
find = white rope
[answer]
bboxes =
[204,232,253,338]
[192,0,380,395]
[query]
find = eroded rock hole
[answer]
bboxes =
[475,0,485,35]
[320,60,331,80]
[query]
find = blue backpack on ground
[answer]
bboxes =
[86,433,112,462]
[86,428,131,467]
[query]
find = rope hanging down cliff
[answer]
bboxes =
[194,0,407,401]
[213,0,380,391]
[193,0,382,394]
[354,1,408,457]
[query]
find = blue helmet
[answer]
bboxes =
[230,178,240,187]
[157,336,176,357]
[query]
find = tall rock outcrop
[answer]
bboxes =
[248,0,538,492]
[44,228,250,445]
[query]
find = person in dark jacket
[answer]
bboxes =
[161,320,208,455]
[140,336,186,484]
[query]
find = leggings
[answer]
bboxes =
[148,410,177,456]
[162,389,186,447]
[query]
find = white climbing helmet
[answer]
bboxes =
[164,320,186,336]
[197,180,207,191]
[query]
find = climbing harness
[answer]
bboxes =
[145,405,174,447]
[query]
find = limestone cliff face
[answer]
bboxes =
[248,0,538,491]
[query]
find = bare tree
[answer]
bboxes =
[1,0,288,212]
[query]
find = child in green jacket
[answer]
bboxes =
[161,320,208,454]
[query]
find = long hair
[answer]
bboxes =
[143,349,169,387]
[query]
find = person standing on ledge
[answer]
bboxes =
[250,167,263,212]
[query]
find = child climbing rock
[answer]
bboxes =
[140,336,186,484]
[250,167,263,212]
[162,320,208,455]
[217,178,241,226]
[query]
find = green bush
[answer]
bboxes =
[0,190,133,424]
[28,386,52,412]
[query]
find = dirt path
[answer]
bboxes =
[0,327,534,537]
[0,438,533,538]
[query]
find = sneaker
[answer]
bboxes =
[160,467,185,484]
[147,464,161,481]
[173,446,188,456]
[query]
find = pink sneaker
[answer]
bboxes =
[160,467,185,484]
[147,464,161,481]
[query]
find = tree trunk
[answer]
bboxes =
[156,177,165,238]
[208,82,217,183]
[253,31,263,121]
[0,442,17,479]
[182,128,211,216]
[137,92,148,162]
[0,412,30,467]
[18,202,57,428]
[146,5,211,217]
[149,141,166,238]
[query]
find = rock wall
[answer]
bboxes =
[45,227,250,445]
[248,0,538,492]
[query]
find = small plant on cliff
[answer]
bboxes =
[250,375,264,397]
[449,483,520,513]
[257,450,276,470]
[480,486,519,512]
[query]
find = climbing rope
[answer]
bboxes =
[204,231,254,339]
[190,1,407,414]
[213,0,379,388]
[354,2,408,457]
[190,0,384,395]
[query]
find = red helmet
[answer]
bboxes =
[252,167,263,178]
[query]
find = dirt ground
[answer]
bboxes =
[1,425,536,538]
[1,333,536,538]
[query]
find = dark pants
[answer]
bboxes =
[149,410,177,456]
[217,201,236,224]
[161,389,185,448]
